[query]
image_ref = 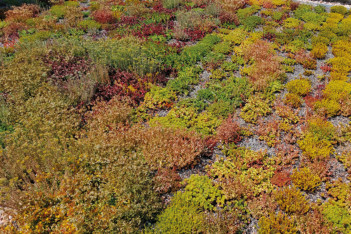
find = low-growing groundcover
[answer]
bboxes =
[0,0,351,232]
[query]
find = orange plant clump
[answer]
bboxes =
[216,116,242,144]
[5,4,40,22]
[243,40,284,90]
[140,126,206,170]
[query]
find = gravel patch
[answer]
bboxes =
[295,0,351,9]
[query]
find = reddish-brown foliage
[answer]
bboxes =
[321,63,332,73]
[271,170,291,187]
[257,119,280,147]
[119,15,142,25]
[204,137,218,154]
[215,0,246,13]
[44,54,92,82]
[275,143,300,165]
[184,28,208,41]
[2,22,27,40]
[152,3,176,14]
[295,49,312,64]
[133,22,173,38]
[304,95,322,109]
[140,127,205,170]
[295,49,317,70]
[262,32,276,42]
[262,1,275,9]
[247,194,278,219]
[219,12,240,25]
[289,2,300,11]
[216,116,241,144]
[302,160,331,181]
[5,4,40,22]
[93,9,116,24]
[153,168,182,194]
[298,209,333,234]
[95,69,149,104]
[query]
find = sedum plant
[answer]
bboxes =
[291,167,321,191]
[240,94,271,124]
[274,186,310,215]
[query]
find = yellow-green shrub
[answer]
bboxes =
[213,41,232,54]
[311,43,328,59]
[326,179,351,204]
[311,35,330,46]
[338,17,351,36]
[324,80,351,101]
[142,85,177,110]
[50,5,67,18]
[153,191,205,233]
[149,106,222,135]
[223,28,248,45]
[209,147,275,200]
[307,117,336,141]
[286,78,311,96]
[272,0,286,6]
[330,71,349,81]
[274,186,310,214]
[328,57,351,80]
[258,212,297,234]
[326,13,344,24]
[240,95,271,123]
[322,201,351,233]
[284,18,301,28]
[182,175,225,211]
[284,93,302,108]
[314,98,341,117]
[298,118,336,161]
[304,22,320,31]
[337,151,351,173]
[291,168,321,191]
[0,52,49,103]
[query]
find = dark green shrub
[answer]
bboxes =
[203,51,226,65]
[237,5,261,22]
[242,15,264,31]
[294,4,313,20]
[167,66,202,95]
[176,98,208,111]
[178,34,221,67]
[207,100,234,118]
[301,11,326,24]
[207,76,251,107]
[86,38,170,76]
[314,5,326,14]
[330,6,348,15]
[197,88,215,102]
